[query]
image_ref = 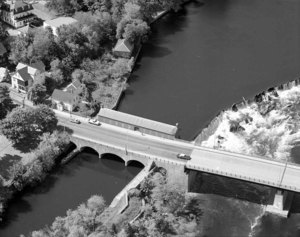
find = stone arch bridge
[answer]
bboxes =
[71,135,151,167]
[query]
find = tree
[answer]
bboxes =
[28,83,47,105]
[0,105,58,148]
[0,85,14,120]
[9,34,33,64]
[0,22,8,41]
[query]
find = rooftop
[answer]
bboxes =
[113,39,134,53]
[44,17,78,28]
[16,67,32,82]
[52,89,76,104]
[98,108,178,135]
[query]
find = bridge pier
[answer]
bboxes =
[266,190,294,217]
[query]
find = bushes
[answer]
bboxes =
[8,131,70,191]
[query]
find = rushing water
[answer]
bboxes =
[118,0,300,236]
[0,152,142,237]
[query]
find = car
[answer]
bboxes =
[70,118,80,124]
[88,118,101,126]
[176,153,191,160]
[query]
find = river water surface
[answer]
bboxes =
[0,152,142,237]
[118,0,300,236]
[1,0,300,236]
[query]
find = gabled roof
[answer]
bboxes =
[30,61,45,73]
[52,89,76,104]
[16,62,43,76]
[98,108,178,136]
[65,80,82,93]
[0,43,7,56]
[44,17,78,28]
[16,67,32,82]
[113,39,134,53]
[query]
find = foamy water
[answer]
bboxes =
[201,85,300,163]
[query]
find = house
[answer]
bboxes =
[51,89,78,112]
[112,39,134,58]
[43,17,78,37]
[64,79,82,94]
[0,67,9,82]
[97,108,178,139]
[0,43,7,65]
[1,0,35,28]
[11,62,44,92]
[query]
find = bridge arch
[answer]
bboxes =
[100,153,126,165]
[126,160,145,167]
[80,146,100,157]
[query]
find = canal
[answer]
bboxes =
[118,0,300,236]
[0,151,142,237]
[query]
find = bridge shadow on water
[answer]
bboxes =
[189,172,277,205]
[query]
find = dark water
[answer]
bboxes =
[119,0,300,140]
[0,152,142,237]
[118,0,300,236]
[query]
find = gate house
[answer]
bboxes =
[97,108,178,139]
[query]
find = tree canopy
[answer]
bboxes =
[0,85,14,120]
[0,105,58,148]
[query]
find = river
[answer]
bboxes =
[0,152,142,237]
[118,0,300,236]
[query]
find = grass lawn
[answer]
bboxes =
[0,135,35,180]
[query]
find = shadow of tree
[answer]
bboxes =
[12,137,40,153]
[57,125,74,135]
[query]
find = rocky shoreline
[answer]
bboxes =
[195,77,300,162]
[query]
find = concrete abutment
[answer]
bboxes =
[266,190,294,217]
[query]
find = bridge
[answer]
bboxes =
[58,112,300,217]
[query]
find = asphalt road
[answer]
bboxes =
[59,117,194,162]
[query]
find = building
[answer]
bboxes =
[112,39,134,58]
[0,43,7,65]
[43,17,78,37]
[1,0,35,28]
[64,79,82,94]
[51,89,78,112]
[11,62,44,92]
[0,67,9,82]
[97,108,178,139]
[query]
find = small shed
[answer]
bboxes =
[98,108,178,139]
[112,39,134,58]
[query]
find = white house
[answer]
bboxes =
[43,17,78,37]
[51,89,78,112]
[11,62,44,92]
[0,0,35,28]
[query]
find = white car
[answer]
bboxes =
[88,119,101,126]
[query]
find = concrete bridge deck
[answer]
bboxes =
[59,116,300,193]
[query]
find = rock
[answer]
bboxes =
[229,122,245,132]
[232,104,238,112]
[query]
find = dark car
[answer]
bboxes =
[29,18,43,27]
[176,153,191,160]
[70,118,80,124]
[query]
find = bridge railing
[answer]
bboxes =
[193,145,300,167]
[186,164,300,192]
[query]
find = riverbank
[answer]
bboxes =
[0,132,73,222]
[195,77,300,162]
